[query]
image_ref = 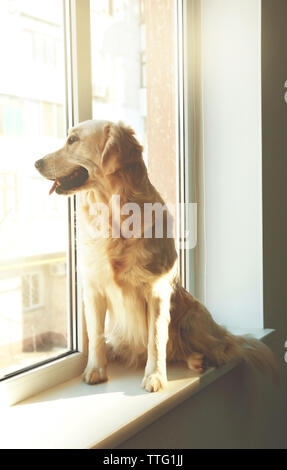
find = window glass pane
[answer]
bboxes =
[0,0,70,379]
[90,0,177,210]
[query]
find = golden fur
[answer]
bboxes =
[35,120,278,392]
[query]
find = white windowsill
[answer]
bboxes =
[0,328,273,449]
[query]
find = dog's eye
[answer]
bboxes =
[67,135,79,145]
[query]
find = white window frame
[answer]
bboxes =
[177,0,197,294]
[0,0,92,406]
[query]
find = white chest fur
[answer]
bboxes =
[78,199,148,361]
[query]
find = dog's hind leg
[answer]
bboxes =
[186,352,204,374]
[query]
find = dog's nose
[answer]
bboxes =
[34,159,43,170]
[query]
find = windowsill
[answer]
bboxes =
[0,328,274,449]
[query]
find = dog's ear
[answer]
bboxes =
[101,123,121,176]
[101,122,143,176]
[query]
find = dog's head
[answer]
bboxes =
[34,120,143,195]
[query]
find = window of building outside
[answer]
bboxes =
[0,0,179,383]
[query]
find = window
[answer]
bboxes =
[0,0,187,404]
[0,0,72,382]
[22,272,42,310]
[0,96,24,136]
[0,171,18,221]
[0,95,65,138]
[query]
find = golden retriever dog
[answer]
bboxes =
[35,120,278,392]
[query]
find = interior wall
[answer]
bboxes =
[198,0,263,329]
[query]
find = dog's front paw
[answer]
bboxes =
[141,373,166,392]
[83,365,108,385]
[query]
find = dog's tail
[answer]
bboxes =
[215,331,280,384]
[177,293,279,383]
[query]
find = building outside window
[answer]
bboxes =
[0,0,68,379]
